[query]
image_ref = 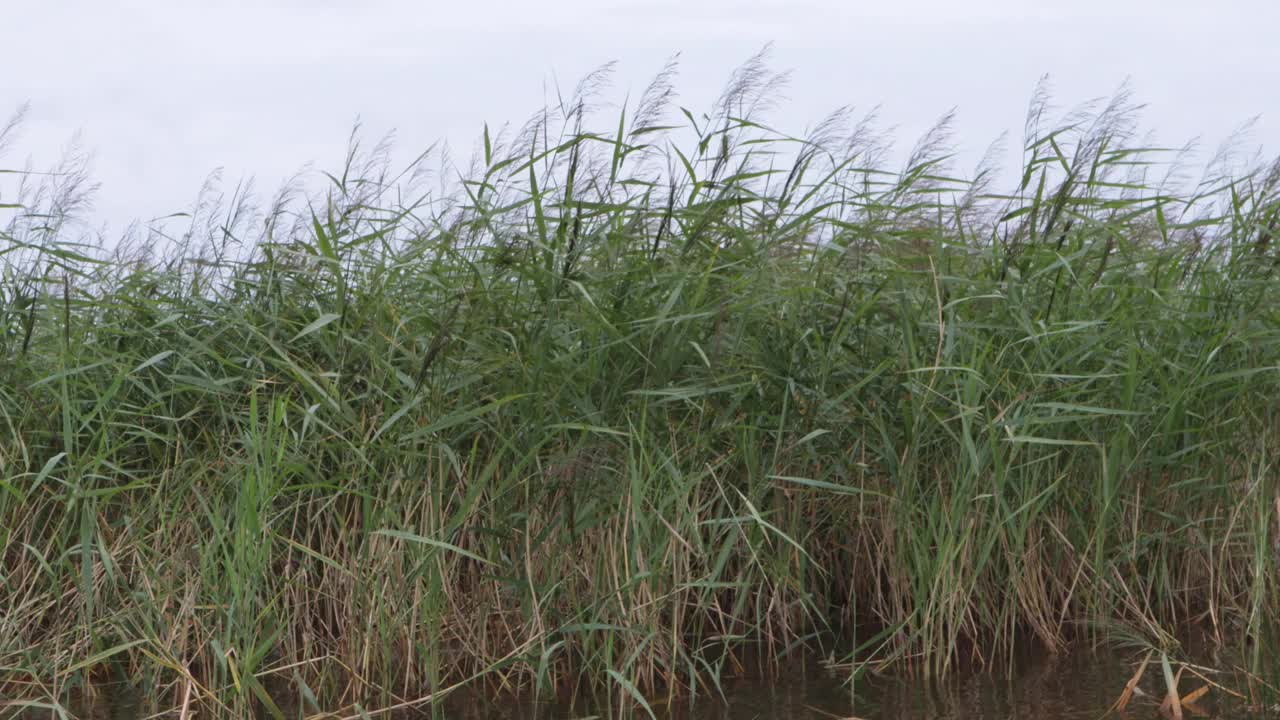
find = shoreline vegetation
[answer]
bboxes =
[2,55,1279,717]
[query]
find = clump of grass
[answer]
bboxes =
[2,55,1278,717]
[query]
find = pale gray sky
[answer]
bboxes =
[3,0,1277,232]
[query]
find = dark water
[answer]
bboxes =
[439,650,1270,720]
[28,650,1275,719]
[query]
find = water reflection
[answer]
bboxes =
[44,649,1269,719]
[443,649,1261,720]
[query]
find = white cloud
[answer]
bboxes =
[2,1,1276,230]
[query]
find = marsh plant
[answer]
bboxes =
[2,54,1278,717]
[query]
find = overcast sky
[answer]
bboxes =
[3,0,1277,233]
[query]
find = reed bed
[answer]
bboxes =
[2,57,1278,716]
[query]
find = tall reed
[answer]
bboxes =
[2,56,1278,716]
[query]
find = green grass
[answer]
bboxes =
[2,57,1278,716]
